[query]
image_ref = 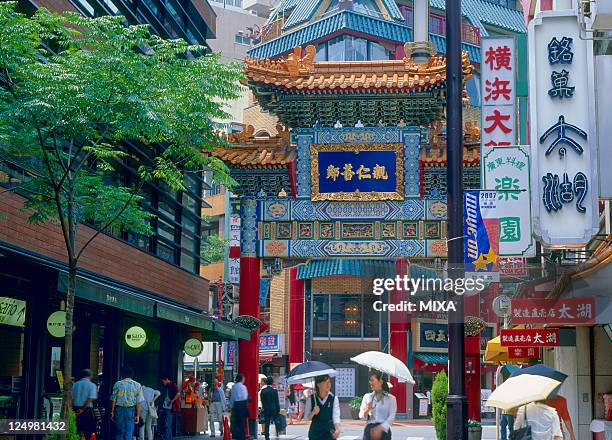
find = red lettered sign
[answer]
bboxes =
[498,257,527,276]
[508,346,542,359]
[511,298,596,325]
[500,328,560,347]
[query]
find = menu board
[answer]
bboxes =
[334,368,356,398]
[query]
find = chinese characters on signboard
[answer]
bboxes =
[528,12,598,246]
[259,334,280,353]
[228,201,241,284]
[482,147,534,258]
[310,143,404,201]
[334,368,356,398]
[481,37,516,149]
[500,328,560,347]
[226,341,236,366]
[508,346,542,359]
[510,298,596,325]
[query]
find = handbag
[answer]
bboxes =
[148,403,158,420]
[510,405,532,440]
[274,414,286,432]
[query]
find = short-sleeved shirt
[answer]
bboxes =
[111,378,143,408]
[72,378,97,408]
[514,402,563,440]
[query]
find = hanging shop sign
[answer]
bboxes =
[0,297,26,327]
[225,341,236,366]
[310,143,404,201]
[184,338,204,357]
[508,346,542,359]
[498,256,528,276]
[482,146,535,257]
[46,311,66,338]
[481,37,517,148]
[464,191,500,279]
[124,326,147,348]
[528,11,598,247]
[259,334,284,355]
[510,297,595,325]
[500,328,559,347]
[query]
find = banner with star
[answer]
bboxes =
[464,190,499,273]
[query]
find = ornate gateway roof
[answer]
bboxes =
[245,44,474,128]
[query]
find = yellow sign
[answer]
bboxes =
[46,311,66,338]
[0,297,26,327]
[125,326,147,348]
[56,370,64,390]
[184,338,203,357]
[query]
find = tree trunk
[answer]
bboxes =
[62,260,77,415]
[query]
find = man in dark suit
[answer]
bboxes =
[259,377,280,440]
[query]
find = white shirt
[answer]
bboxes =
[359,392,397,432]
[303,393,341,425]
[142,387,160,405]
[230,382,249,405]
[514,403,563,440]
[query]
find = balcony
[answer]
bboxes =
[400,6,481,46]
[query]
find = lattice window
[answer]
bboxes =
[421,163,480,199]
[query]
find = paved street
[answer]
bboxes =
[179,420,499,440]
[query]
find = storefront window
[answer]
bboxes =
[313,295,329,337]
[330,295,361,337]
[362,295,380,337]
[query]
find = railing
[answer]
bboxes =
[260,16,284,43]
[399,6,481,46]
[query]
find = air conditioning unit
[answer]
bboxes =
[592,0,612,31]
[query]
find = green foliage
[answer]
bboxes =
[468,419,482,428]
[201,234,228,264]
[43,408,78,440]
[431,370,448,440]
[0,2,241,260]
[349,396,362,410]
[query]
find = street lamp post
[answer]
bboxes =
[445,0,468,439]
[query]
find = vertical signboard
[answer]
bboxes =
[482,146,534,257]
[528,11,598,246]
[228,200,241,284]
[464,191,499,280]
[481,37,516,149]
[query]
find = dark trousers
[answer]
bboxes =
[501,413,514,440]
[263,413,277,440]
[363,423,392,440]
[232,401,249,440]
[74,407,96,439]
[161,409,174,440]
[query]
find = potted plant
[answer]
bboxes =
[349,396,362,420]
[432,371,448,440]
[468,419,482,440]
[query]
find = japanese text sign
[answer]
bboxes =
[511,298,596,325]
[528,11,598,246]
[413,321,449,353]
[226,341,236,365]
[498,256,528,276]
[481,37,516,148]
[500,328,560,347]
[508,346,542,359]
[482,146,535,257]
[259,334,280,353]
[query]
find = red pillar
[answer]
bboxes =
[288,267,305,365]
[238,256,260,421]
[464,294,481,421]
[389,259,409,413]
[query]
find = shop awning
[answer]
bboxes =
[58,272,155,317]
[156,303,214,331]
[214,320,251,341]
[297,259,396,280]
[414,353,448,364]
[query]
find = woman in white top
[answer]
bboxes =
[140,386,161,440]
[359,371,397,440]
[303,375,341,440]
[514,401,563,440]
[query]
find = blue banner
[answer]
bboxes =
[259,334,280,353]
[260,279,271,307]
[317,151,397,194]
[463,191,498,272]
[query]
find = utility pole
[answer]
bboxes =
[445,0,468,439]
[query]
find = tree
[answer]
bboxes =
[431,370,448,440]
[201,234,229,265]
[0,2,240,410]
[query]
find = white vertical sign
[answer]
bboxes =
[228,211,241,284]
[528,11,598,247]
[481,37,516,149]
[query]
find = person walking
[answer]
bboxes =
[286,386,297,425]
[359,371,397,440]
[260,377,280,440]
[160,375,180,440]
[514,401,564,440]
[207,379,225,437]
[500,407,517,440]
[139,385,160,440]
[229,374,249,440]
[303,375,341,440]
[72,369,98,440]
[110,367,143,440]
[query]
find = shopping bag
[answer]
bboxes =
[223,416,231,440]
[275,414,287,433]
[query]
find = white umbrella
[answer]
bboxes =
[486,374,562,411]
[350,351,415,384]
